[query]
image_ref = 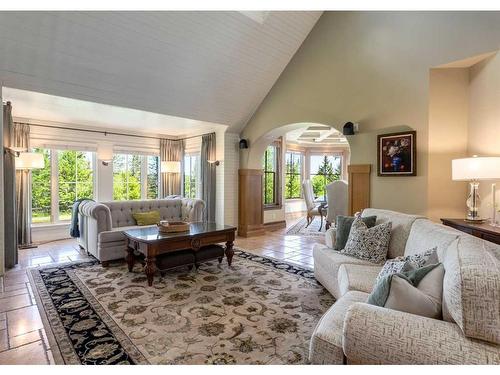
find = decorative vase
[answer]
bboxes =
[392,155,402,171]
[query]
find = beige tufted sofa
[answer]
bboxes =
[310,208,500,365]
[78,198,205,264]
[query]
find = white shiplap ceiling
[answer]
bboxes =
[0,11,322,133]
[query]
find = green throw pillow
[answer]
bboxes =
[132,210,161,226]
[334,215,377,250]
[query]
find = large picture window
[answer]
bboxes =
[262,143,281,207]
[31,148,96,224]
[309,155,342,201]
[184,154,199,198]
[285,151,303,199]
[112,154,160,201]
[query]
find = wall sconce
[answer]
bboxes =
[98,145,113,166]
[161,161,181,173]
[208,160,220,166]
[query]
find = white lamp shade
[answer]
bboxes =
[452,157,500,181]
[161,161,181,173]
[16,152,45,170]
[98,145,114,161]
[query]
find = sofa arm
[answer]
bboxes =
[79,200,112,233]
[325,228,337,249]
[181,198,206,222]
[343,303,500,364]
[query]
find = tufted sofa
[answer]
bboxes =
[309,208,500,365]
[78,198,205,264]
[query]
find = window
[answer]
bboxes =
[58,150,94,220]
[31,148,51,224]
[309,155,342,201]
[184,154,199,198]
[31,148,96,224]
[285,151,303,199]
[146,155,159,199]
[113,154,142,200]
[262,143,280,207]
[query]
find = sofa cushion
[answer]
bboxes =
[368,264,445,319]
[334,215,377,250]
[405,219,461,259]
[361,208,424,259]
[132,210,160,226]
[313,243,380,298]
[442,236,500,344]
[338,264,382,296]
[309,291,369,364]
[342,217,392,264]
[98,225,156,243]
[376,247,438,283]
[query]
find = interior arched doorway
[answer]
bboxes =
[238,122,352,237]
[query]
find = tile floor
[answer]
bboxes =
[0,212,323,365]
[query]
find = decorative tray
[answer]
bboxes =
[158,220,190,233]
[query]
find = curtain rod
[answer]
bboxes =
[19,122,215,141]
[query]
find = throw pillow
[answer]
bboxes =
[367,263,445,319]
[375,247,438,283]
[341,216,391,264]
[132,210,161,226]
[334,215,377,250]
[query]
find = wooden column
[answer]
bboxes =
[348,164,371,215]
[238,169,265,237]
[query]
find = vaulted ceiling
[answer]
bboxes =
[0,11,322,133]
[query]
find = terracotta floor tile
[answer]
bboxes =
[3,283,29,293]
[7,305,43,337]
[0,330,7,352]
[0,288,29,300]
[9,330,42,349]
[0,341,48,365]
[0,294,32,313]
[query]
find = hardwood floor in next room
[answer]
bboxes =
[0,211,321,364]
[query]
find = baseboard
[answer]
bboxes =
[238,224,266,237]
[263,220,287,232]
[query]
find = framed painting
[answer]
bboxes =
[377,131,416,176]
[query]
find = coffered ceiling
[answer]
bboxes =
[0,11,321,133]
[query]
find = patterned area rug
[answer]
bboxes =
[28,250,334,365]
[286,217,327,237]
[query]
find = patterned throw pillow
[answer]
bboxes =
[341,216,392,264]
[375,247,438,283]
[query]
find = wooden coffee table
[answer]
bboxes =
[123,222,237,286]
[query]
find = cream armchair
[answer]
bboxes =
[325,180,348,230]
[302,179,322,228]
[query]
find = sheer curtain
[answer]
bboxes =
[200,133,216,222]
[160,139,184,197]
[3,102,18,267]
[14,122,31,247]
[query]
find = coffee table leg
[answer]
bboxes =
[225,241,234,266]
[126,246,135,272]
[144,256,156,286]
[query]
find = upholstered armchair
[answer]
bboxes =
[302,179,322,228]
[325,180,348,229]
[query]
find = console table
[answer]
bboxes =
[441,218,500,245]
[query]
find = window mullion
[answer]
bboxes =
[51,150,59,223]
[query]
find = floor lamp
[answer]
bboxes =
[16,151,45,249]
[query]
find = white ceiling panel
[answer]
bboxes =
[0,11,321,133]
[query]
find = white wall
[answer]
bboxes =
[0,86,4,275]
[468,53,500,219]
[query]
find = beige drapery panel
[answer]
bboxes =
[200,133,216,222]
[160,139,184,197]
[14,122,32,246]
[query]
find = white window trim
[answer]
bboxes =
[112,153,160,201]
[33,148,97,226]
[285,150,305,201]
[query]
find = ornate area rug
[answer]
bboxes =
[286,217,327,237]
[28,250,334,365]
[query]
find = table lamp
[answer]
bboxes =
[161,161,181,174]
[452,156,500,222]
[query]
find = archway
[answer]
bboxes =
[238,122,352,237]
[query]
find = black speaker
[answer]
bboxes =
[239,139,249,149]
[343,122,355,135]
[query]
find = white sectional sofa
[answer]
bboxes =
[310,208,500,365]
[77,198,205,265]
